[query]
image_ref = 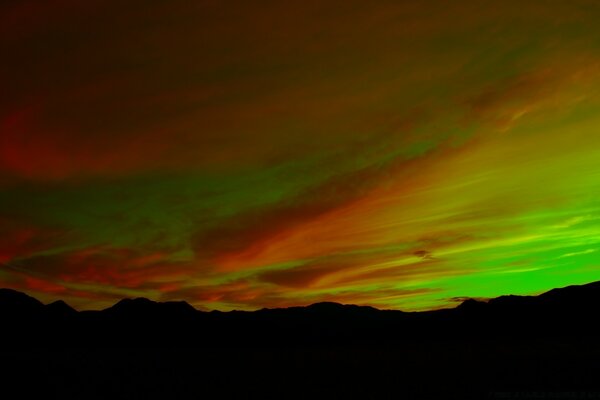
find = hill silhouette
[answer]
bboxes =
[2,281,600,346]
[3,282,600,399]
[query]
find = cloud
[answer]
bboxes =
[160,278,439,311]
[448,296,490,304]
[1,0,593,181]
[0,246,196,307]
[3,0,600,311]
[258,259,351,289]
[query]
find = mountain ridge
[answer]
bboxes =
[3,279,600,315]
[2,280,600,346]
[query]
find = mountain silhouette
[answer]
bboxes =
[0,288,44,316]
[45,299,77,316]
[105,297,197,319]
[3,281,600,399]
[2,280,600,346]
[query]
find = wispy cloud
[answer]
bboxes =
[2,0,600,310]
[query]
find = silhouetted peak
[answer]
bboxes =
[104,297,198,318]
[0,288,44,313]
[305,302,349,312]
[534,281,600,311]
[106,297,157,313]
[456,298,487,311]
[540,280,600,299]
[308,301,344,308]
[45,300,77,315]
[121,297,155,306]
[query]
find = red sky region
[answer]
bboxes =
[3,1,600,311]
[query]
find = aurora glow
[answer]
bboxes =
[2,0,600,310]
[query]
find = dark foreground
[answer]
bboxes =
[4,340,600,400]
[3,282,600,399]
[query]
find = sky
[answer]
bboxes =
[2,0,600,311]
